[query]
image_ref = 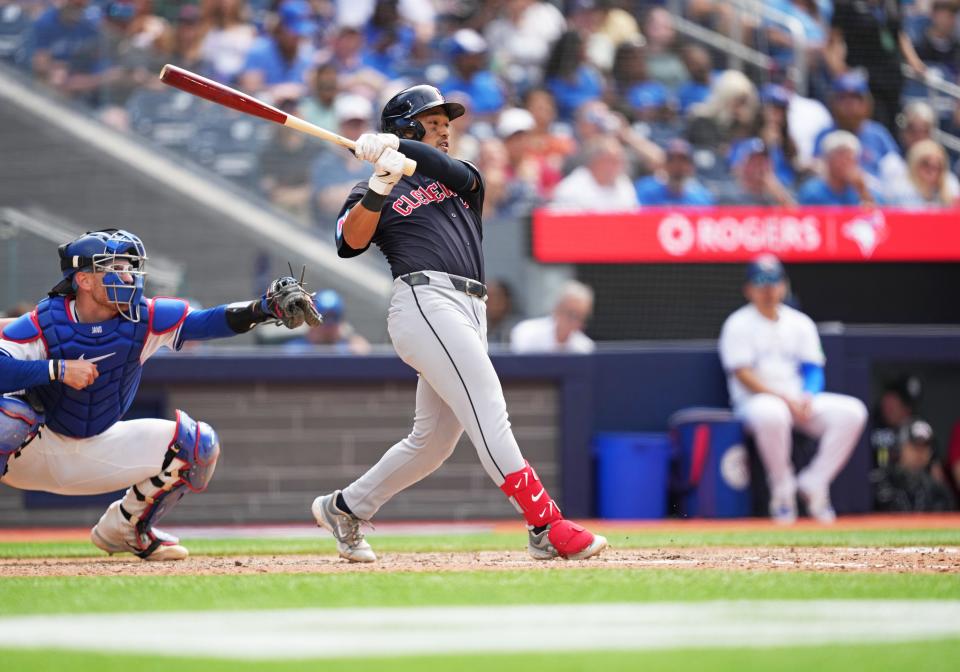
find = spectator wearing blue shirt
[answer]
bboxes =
[611,39,673,123]
[635,138,716,206]
[361,0,416,79]
[764,0,828,68]
[739,83,800,187]
[676,45,713,114]
[283,290,371,355]
[720,138,797,206]
[31,0,110,100]
[812,70,904,183]
[437,29,505,117]
[544,31,604,121]
[798,130,880,206]
[238,0,316,96]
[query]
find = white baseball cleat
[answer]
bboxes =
[528,525,608,561]
[312,491,377,563]
[90,501,189,561]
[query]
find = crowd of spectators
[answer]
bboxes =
[4,0,960,228]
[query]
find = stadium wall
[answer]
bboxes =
[5,329,959,526]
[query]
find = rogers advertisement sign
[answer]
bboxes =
[531,207,960,263]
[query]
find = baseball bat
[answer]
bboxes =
[158,64,417,176]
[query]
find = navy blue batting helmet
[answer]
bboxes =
[380,85,465,141]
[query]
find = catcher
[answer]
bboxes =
[0,229,319,560]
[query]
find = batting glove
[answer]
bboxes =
[354,133,400,163]
[368,148,406,195]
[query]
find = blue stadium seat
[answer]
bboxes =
[0,3,30,64]
[187,109,272,188]
[126,89,203,151]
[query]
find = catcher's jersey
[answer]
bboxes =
[335,164,486,283]
[718,303,825,407]
[0,297,187,438]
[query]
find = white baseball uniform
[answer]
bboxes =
[718,303,867,500]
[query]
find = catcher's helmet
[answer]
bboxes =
[380,85,465,141]
[50,229,148,322]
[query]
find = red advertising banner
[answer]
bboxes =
[531,207,960,263]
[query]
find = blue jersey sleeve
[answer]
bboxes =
[0,353,51,394]
[178,306,235,346]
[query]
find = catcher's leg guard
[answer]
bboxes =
[0,397,42,478]
[94,410,220,560]
[499,461,607,560]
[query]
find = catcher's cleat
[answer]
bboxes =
[528,521,608,561]
[91,501,189,561]
[312,491,377,563]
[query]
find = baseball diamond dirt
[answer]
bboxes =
[1,514,958,577]
[1,546,958,577]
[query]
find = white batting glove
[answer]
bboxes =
[354,133,400,163]
[368,148,406,195]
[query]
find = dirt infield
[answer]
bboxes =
[1,546,958,577]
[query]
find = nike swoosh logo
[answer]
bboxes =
[531,488,545,502]
[376,171,389,178]
[78,352,116,363]
[514,473,528,490]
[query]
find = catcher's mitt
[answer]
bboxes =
[264,269,322,329]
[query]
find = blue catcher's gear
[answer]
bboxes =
[30,296,150,438]
[0,396,43,477]
[108,410,220,559]
[50,229,148,322]
[381,85,465,141]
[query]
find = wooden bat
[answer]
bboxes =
[158,64,416,176]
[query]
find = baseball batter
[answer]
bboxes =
[0,229,318,560]
[719,255,868,524]
[313,85,607,562]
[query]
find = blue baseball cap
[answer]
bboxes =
[745,254,786,285]
[760,83,790,107]
[314,289,343,321]
[728,137,768,169]
[832,70,869,96]
[278,0,316,37]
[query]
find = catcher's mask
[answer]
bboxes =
[50,229,148,323]
[380,84,465,141]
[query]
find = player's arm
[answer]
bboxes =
[397,139,480,194]
[176,279,321,346]
[338,147,408,254]
[0,317,98,393]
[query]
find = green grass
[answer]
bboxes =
[2,526,959,559]
[3,639,960,672]
[2,570,958,616]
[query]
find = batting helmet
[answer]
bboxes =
[50,229,148,322]
[380,85,465,141]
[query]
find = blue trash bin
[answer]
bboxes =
[669,408,751,518]
[593,432,671,519]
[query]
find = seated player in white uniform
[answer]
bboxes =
[510,281,596,355]
[718,255,867,523]
[0,229,318,560]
